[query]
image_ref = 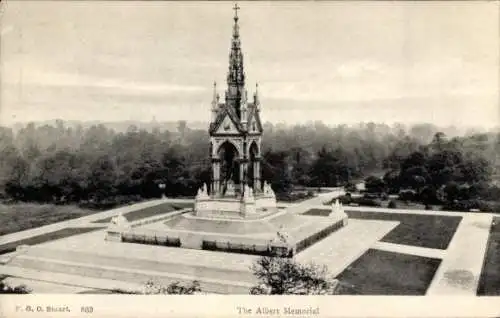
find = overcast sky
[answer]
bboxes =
[1,1,498,127]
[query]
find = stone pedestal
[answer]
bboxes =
[105,213,131,242]
[194,183,269,219]
[331,199,348,226]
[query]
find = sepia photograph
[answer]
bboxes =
[0,0,499,317]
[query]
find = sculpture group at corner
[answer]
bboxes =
[194,180,275,202]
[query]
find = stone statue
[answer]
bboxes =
[274,225,291,244]
[109,212,130,230]
[196,184,209,200]
[331,198,346,217]
[331,199,340,213]
[225,180,236,196]
[243,184,250,198]
[265,182,275,198]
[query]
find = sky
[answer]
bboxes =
[1,1,499,128]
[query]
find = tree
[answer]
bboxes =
[364,176,385,194]
[443,181,461,202]
[344,181,357,193]
[0,277,31,294]
[388,200,397,208]
[399,166,430,192]
[418,185,441,205]
[383,170,400,194]
[0,120,498,210]
[261,150,292,194]
[142,279,201,295]
[430,132,447,152]
[310,147,351,187]
[250,256,340,295]
[458,156,492,184]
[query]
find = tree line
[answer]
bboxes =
[0,120,497,209]
[364,132,500,211]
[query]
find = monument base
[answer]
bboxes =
[106,184,349,257]
[116,208,347,257]
[194,194,277,219]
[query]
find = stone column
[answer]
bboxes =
[212,159,220,196]
[239,160,247,186]
[254,158,261,191]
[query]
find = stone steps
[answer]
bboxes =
[0,265,143,293]
[6,255,253,294]
[4,247,256,294]
[20,246,256,283]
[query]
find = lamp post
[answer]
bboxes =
[158,183,166,199]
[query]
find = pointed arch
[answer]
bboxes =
[249,140,259,158]
[217,139,241,158]
[217,140,241,185]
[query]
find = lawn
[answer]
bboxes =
[0,227,105,255]
[303,208,332,217]
[304,209,462,249]
[477,216,500,296]
[276,191,316,203]
[324,196,444,211]
[92,202,193,223]
[0,204,99,236]
[336,249,441,295]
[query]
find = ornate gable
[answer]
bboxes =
[210,105,243,135]
[247,104,263,133]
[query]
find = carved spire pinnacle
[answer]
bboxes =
[211,81,218,108]
[233,3,240,22]
[254,82,260,108]
[227,3,245,119]
[241,89,248,124]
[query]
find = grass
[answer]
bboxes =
[349,211,462,249]
[276,191,316,203]
[336,249,441,295]
[92,202,193,223]
[303,208,332,217]
[477,216,500,296]
[0,227,105,255]
[325,196,445,211]
[0,203,99,236]
[78,289,116,294]
[303,209,462,249]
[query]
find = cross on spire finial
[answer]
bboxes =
[233,3,240,20]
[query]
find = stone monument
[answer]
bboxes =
[106,4,348,257]
[105,212,131,242]
[331,199,348,225]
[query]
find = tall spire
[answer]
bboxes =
[254,82,260,109]
[226,3,245,118]
[211,81,218,108]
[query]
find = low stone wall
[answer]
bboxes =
[115,225,293,257]
[112,207,347,258]
[295,220,345,254]
[121,232,181,247]
[196,199,242,215]
[195,209,243,219]
[194,195,277,218]
[201,240,291,258]
[105,208,191,242]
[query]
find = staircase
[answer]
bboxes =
[1,246,256,294]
